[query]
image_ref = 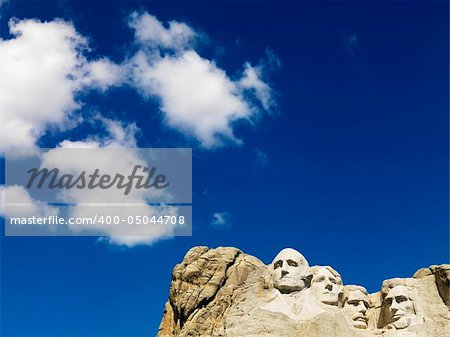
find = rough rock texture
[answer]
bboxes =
[157,247,450,337]
[414,264,450,309]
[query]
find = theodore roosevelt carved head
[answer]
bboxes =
[342,285,370,329]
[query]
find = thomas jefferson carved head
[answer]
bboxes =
[342,285,370,329]
[307,266,343,306]
[271,248,309,294]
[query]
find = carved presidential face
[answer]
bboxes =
[272,248,308,294]
[385,286,416,329]
[310,267,343,306]
[343,288,370,329]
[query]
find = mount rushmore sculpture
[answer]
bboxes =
[157,247,450,337]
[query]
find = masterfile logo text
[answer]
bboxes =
[3,148,192,238]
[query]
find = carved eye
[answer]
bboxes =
[316,276,325,282]
[274,261,282,269]
[385,298,393,305]
[287,260,298,267]
[396,296,407,303]
[348,300,359,306]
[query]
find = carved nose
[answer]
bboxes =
[390,301,399,311]
[325,284,333,291]
[281,270,289,277]
[358,303,367,313]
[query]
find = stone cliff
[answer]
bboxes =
[157,246,450,337]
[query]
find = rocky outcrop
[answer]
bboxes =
[157,247,450,337]
[414,264,450,309]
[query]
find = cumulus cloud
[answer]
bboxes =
[1,116,137,210]
[43,152,178,246]
[59,114,139,148]
[3,116,182,246]
[0,185,58,218]
[0,18,124,155]
[36,118,178,246]
[211,212,231,229]
[82,59,125,91]
[44,119,150,206]
[239,63,273,111]
[127,12,276,148]
[130,50,252,146]
[128,12,196,50]
[1,12,276,246]
[0,13,276,154]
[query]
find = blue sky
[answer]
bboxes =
[1,1,449,336]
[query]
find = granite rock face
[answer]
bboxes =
[157,247,450,337]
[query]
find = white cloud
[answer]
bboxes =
[0,12,276,245]
[3,117,179,246]
[127,12,276,148]
[82,59,125,91]
[130,50,253,147]
[0,18,124,155]
[128,12,196,50]
[41,119,178,246]
[211,212,231,229]
[239,63,273,111]
[0,13,276,155]
[60,114,139,148]
[0,185,58,218]
[42,117,157,205]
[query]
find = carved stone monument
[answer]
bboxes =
[308,265,343,306]
[157,246,450,337]
[342,285,370,329]
[381,285,423,330]
[271,248,309,294]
